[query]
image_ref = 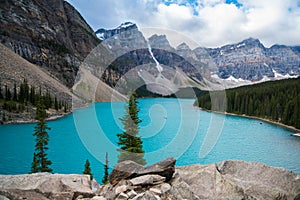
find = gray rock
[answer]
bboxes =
[132,192,145,200]
[127,190,138,198]
[216,160,300,199]
[175,160,300,200]
[109,160,144,185]
[139,158,176,182]
[0,160,299,200]
[0,195,9,200]
[132,191,158,200]
[116,192,128,200]
[129,175,166,186]
[149,188,162,195]
[169,173,200,200]
[160,183,171,193]
[109,158,175,186]
[115,185,128,195]
[90,197,107,200]
[96,184,115,199]
[0,173,96,200]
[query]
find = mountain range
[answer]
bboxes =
[95,22,300,94]
[1,0,300,102]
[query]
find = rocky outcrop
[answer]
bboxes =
[109,158,176,186]
[176,160,300,199]
[148,34,175,52]
[0,0,100,87]
[98,159,300,200]
[0,173,99,200]
[1,160,300,200]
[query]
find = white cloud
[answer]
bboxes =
[67,0,300,48]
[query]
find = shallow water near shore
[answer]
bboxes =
[0,98,299,181]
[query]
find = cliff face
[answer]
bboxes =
[0,0,100,87]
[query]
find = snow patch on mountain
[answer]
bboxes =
[118,22,135,29]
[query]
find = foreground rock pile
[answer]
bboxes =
[1,159,300,200]
[98,158,177,199]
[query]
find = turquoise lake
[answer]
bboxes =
[0,98,300,181]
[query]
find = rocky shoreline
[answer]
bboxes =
[1,112,72,125]
[1,159,300,200]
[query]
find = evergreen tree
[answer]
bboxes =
[54,97,59,111]
[5,85,11,101]
[29,86,36,105]
[30,99,52,173]
[196,77,300,129]
[64,101,68,113]
[83,159,93,180]
[117,92,146,165]
[102,152,109,184]
[0,81,3,99]
[13,83,17,101]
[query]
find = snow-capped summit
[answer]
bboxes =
[95,22,137,41]
[118,22,136,29]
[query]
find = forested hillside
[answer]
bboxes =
[0,79,69,123]
[195,78,300,129]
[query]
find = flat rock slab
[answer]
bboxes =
[0,173,96,200]
[129,175,166,186]
[175,160,300,199]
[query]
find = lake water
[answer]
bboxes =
[0,98,299,181]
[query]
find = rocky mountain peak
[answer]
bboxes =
[95,21,138,41]
[241,37,265,48]
[118,22,137,30]
[176,42,191,51]
[148,34,174,52]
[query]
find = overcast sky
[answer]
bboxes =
[66,0,300,48]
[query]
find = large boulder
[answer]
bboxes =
[175,160,300,199]
[0,173,97,200]
[109,158,176,185]
[139,157,176,182]
[109,160,144,185]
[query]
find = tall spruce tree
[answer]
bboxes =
[30,99,52,173]
[102,152,109,184]
[0,81,3,99]
[117,92,146,165]
[83,159,93,180]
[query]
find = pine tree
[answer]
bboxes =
[30,99,52,173]
[29,86,36,105]
[5,85,11,101]
[13,83,17,101]
[117,92,146,165]
[83,159,93,180]
[64,101,68,113]
[54,97,58,111]
[102,152,109,184]
[0,81,3,99]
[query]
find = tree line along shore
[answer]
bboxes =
[195,77,300,131]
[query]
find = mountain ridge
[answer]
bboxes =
[96,22,300,89]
